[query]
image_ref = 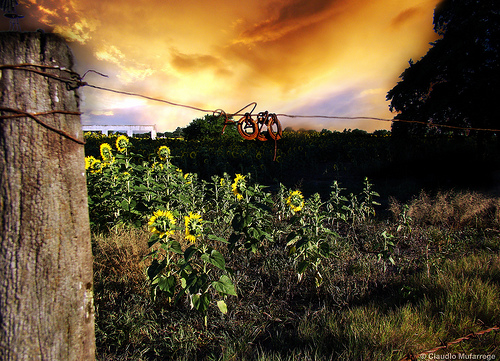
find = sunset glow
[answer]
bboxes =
[4,0,441,131]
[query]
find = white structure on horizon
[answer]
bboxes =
[82,125,157,139]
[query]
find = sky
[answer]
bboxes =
[2,0,441,132]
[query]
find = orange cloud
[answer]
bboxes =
[234,0,361,45]
[391,7,423,29]
[170,49,232,77]
[12,0,442,132]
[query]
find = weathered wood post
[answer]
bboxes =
[0,32,95,360]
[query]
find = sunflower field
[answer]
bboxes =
[86,130,500,360]
[85,133,382,319]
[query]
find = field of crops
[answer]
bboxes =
[86,131,500,360]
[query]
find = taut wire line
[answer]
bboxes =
[399,324,500,361]
[3,63,500,133]
[0,107,85,145]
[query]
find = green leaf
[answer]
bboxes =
[148,233,160,248]
[191,292,210,314]
[217,300,228,314]
[212,275,237,296]
[158,275,176,297]
[170,240,183,254]
[318,242,330,257]
[254,202,272,212]
[210,250,226,270]
[286,232,299,247]
[201,249,226,270]
[184,245,198,261]
[208,234,229,244]
[243,215,252,228]
[247,227,260,240]
[120,199,129,211]
[135,185,149,192]
[147,259,166,280]
[297,260,309,275]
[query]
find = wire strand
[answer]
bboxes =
[0,107,85,144]
[3,63,499,134]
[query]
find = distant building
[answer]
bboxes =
[82,125,157,139]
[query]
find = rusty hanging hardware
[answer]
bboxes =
[219,103,283,161]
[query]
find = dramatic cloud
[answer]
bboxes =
[9,0,441,132]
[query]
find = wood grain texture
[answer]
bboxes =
[0,32,95,360]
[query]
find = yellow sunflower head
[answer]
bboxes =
[184,212,203,243]
[184,173,193,184]
[116,135,130,153]
[231,174,246,200]
[157,146,171,162]
[100,143,114,163]
[286,190,304,212]
[89,159,103,174]
[148,210,176,238]
[85,156,97,170]
[151,162,164,172]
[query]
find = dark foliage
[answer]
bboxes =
[387,0,500,136]
[182,114,240,141]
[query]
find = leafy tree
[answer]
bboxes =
[172,126,184,138]
[183,114,239,141]
[387,0,500,136]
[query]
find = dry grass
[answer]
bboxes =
[390,190,500,229]
[92,224,151,295]
[93,191,500,361]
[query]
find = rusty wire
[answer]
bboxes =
[78,82,500,134]
[399,325,500,361]
[0,107,85,144]
[4,63,500,134]
[3,62,500,153]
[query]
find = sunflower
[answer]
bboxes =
[89,159,103,174]
[116,135,129,153]
[151,162,164,172]
[100,143,114,163]
[184,173,193,184]
[286,190,304,212]
[184,212,203,243]
[231,174,246,200]
[157,146,171,162]
[85,156,97,170]
[148,210,176,238]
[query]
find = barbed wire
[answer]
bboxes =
[0,107,85,144]
[3,63,500,134]
[3,62,500,152]
[399,325,500,361]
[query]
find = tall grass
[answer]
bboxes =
[93,190,500,360]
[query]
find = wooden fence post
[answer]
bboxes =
[0,32,95,360]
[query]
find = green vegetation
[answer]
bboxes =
[87,132,500,361]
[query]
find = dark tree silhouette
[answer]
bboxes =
[387,0,500,137]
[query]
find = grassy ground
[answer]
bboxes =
[93,190,500,360]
